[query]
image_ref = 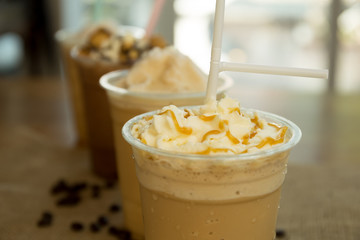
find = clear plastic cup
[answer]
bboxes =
[122,107,301,240]
[71,26,144,180]
[100,70,233,239]
[55,29,88,147]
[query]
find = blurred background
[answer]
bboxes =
[0,0,359,93]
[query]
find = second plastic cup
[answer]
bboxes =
[122,108,301,240]
[100,70,233,239]
[56,29,88,147]
[71,26,144,180]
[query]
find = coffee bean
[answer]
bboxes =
[51,179,68,195]
[97,215,109,226]
[71,222,84,232]
[109,204,121,213]
[42,211,53,221]
[276,229,286,238]
[90,222,101,233]
[56,193,81,206]
[104,180,116,189]
[108,226,131,240]
[37,218,51,227]
[108,226,119,235]
[91,185,101,198]
[68,182,87,193]
[36,211,53,227]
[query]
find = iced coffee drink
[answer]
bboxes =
[56,29,88,147]
[123,96,301,240]
[72,25,166,180]
[101,46,233,239]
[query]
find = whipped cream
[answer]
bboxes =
[123,47,207,93]
[132,96,287,155]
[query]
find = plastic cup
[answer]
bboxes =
[122,108,301,240]
[55,29,88,147]
[100,70,233,239]
[71,26,144,180]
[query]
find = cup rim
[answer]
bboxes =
[99,69,234,100]
[122,106,302,161]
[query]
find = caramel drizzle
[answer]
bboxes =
[242,130,257,145]
[199,114,217,121]
[144,115,153,121]
[251,115,264,129]
[226,130,240,144]
[159,110,192,135]
[201,130,221,142]
[153,109,287,153]
[200,119,240,144]
[241,115,262,144]
[229,107,241,115]
[219,119,229,131]
[184,109,191,118]
[267,122,282,130]
[196,147,236,155]
[256,126,288,149]
[141,138,147,145]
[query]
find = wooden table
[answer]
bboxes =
[0,76,359,240]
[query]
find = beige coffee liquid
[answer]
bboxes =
[110,105,145,238]
[57,34,88,147]
[132,143,289,240]
[140,186,281,240]
[75,56,130,180]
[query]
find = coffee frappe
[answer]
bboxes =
[123,96,301,240]
[72,24,166,180]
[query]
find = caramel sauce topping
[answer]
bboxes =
[242,130,257,145]
[141,138,147,145]
[144,115,154,121]
[196,147,235,155]
[226,130,240,144]
[267,122,282,130]
[144,108,288,154]
[159,110,192,135]
[229,107,241,115]
[201,130,221,142]
[184,109,191,118]
[251,115,264,129]
[241,115,263,144]
[219,120,229,131]
[199,114,217,121]
[256,126,288,149]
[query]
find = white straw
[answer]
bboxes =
[205,0,329,105]
[220,62,329,79]
[205,0,225,104]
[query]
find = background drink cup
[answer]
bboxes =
[122,108,301,240]
[100,70,233,239]
[55,29,88,147]
[71,26,145,180]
